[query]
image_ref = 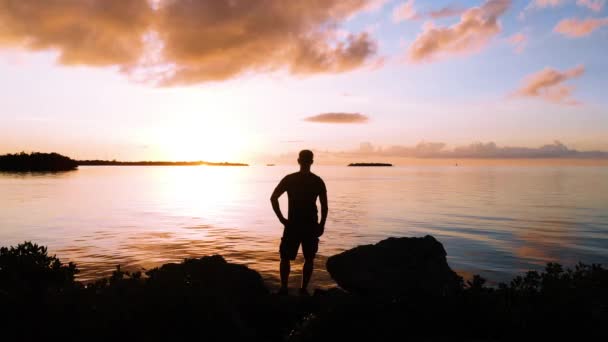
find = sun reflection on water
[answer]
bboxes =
[1,165,607,288]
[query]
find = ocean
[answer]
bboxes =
[1,165,607,288]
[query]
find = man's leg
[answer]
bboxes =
[301,258,313,290]
[280,258,290,291]
[278,229,297,294]
[301,236,319,292]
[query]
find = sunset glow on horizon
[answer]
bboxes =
[1,0,607,163]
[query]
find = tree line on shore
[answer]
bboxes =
[0,152,248,171]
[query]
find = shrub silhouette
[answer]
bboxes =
[0,242,78,296]
[0,241,606,341]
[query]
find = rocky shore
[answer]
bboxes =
[1,236,606,341]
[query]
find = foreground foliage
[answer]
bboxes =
[0,242,606,341]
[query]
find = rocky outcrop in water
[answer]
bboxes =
[326,235,462,296]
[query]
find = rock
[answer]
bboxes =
[326,235,462,296]
[141,255,270,339]
[146,255,268,298]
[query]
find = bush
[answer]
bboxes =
[0,241,606,341]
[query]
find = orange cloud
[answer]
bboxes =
[554,17,608,37]
[0,0,380,85]
[577,0,605,12]
[508,33,528,53]
[304,113,369,124]
[152,0,380,84]
[0,0,152,66]
[515,65,585,105]
[407,0,511,62]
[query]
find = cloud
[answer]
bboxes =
[392,0,417,22]
[326,141,608,159]
[577,0,605,12]
[519,0,564,18]
[392,1,465,22]
[554,17,608,37]
[270,141,608,165]
[508,33,528,53]
[530,0,564,8]
[304,113,369,124]
[0,0,153,66]
[0,0,380,85]
[428,6,466,19]
[447,141,580,158]
[363,0,390,12]
[514,65,585,105]
[407,0,511,62]
[154,0,381,84]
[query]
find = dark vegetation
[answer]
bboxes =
[0,152,78,172]
[1,238,606,341]
[348,162,393,167]
[78,160,249,166]
[0,152,249,171]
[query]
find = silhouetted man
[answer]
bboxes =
[270,150,328,295]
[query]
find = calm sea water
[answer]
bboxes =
[1,165,607,288]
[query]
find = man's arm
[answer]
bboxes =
[270,181,288,226]
[318,191,328,236]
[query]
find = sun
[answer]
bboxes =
[154,122,252,163]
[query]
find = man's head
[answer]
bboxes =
[298,150,314,168]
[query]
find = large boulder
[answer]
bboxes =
[145,255,268,298]
[326,235,462,296]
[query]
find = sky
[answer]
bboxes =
[0,0,607,163]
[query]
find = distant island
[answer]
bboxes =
[348,163,393,167]
[0,152,78,172]
[0,152,249,172]
[78,160,249,167]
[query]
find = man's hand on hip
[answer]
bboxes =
[315,223,325,237]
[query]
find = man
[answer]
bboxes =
[270,150,328,296]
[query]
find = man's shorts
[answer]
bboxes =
[279,224,319,261]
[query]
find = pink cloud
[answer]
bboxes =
[363,0,390,12]
[392,0,418,22]
[508,33,528,53]
[577,0,605,12]
[391,2,467,23]
[531,0,564,8]
[407,0,511,62]
[554,17,608,37]
[514,65,585,105]
[428,6,466,19]
[520,0,563,20]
